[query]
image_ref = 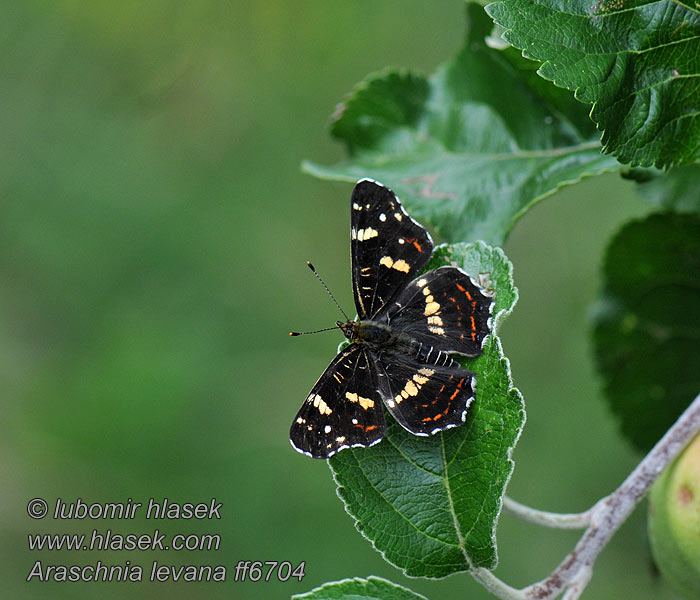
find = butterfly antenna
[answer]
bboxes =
[289,326,338,337]
[305,261,351,322]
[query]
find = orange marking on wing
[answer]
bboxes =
[470,316,476,330]
[402,237,424,253]
[449,377,465,401]
[433,413,443,420]
[365,425,377,431]
[454,282,473,301]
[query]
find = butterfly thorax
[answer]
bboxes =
[337,319,455,367]
[338,320,396,348]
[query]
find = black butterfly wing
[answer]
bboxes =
[290,344,386,458]
[351,179,433,319]
[383,266,493,356]
[374,351,476,435]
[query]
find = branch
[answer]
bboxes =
[522,391,700,599]
[471,567,526,600]
[471,391,700,600]
[502,497,591,529]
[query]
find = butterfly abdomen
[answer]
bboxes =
[411,340,457,368]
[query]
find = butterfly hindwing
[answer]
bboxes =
[290,344,386,459]
[374,351,476,435]
[351,179,433,319]
[383,266,493,356]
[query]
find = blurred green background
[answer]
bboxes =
[1,1,677,599]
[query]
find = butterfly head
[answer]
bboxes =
[337,320,357,341]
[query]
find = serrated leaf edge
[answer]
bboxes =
[483,0,699,168]
[329,66,428,123]
[291,574,429,600]
[302,154,619,245]
[439,241,519,335]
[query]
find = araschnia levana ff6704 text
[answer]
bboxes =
[290,179,493,459]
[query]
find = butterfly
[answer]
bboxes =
[290,179,493,459]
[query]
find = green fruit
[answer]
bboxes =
[648,434,700,599]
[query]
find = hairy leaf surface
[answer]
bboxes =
[292,576,428,600]
[329,243,524,576]
[487,0,700,168]
[304,3,617,245]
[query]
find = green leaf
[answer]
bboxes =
[329,242,524,577]
[291,576,428,600]
[486,0,700,169]
[629,165,700,213]
[592,212,700,452]
[304,3,618,246]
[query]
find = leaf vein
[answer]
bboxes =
[352,451,462,550]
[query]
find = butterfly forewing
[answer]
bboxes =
[374,352,476,435]
[290,345,386,459]
[384,266,493,356]
[351,180,433,319]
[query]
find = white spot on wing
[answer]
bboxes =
[425,302,440,316]
[345,391,375,410]
[393,259,410,272]
[379,256,410,272]
[357,227,378,241]
[311,394,332,415]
